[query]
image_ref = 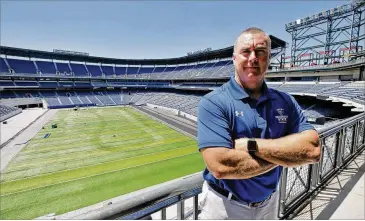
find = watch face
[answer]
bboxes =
[248,140,257,152]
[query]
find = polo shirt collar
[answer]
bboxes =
[228,76,272,100]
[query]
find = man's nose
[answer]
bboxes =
[248,51,258,63]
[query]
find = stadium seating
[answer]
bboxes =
[2,80,364,112]
[57,91,74,106]
[86,64,103,77]
[70,63,89,76]
[14,81,39,87]
[55,62,72,75]
[126,67,139,75]
[101,65,114,76]
[0,104,20,118]
[74,82,92,88]
[91,81,108,87]
[58,81,75,87]
[36,60,57,75]
[0,80,15,86]
[1,57,10,73]
[6,58,37,74]
[275,83,315,93]
[39,82,59,88]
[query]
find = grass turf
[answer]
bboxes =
[0,106,205,219]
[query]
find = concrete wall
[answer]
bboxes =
[145,104,197,122]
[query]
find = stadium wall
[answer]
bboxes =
[47,103,96,109]
[146,103,197,122]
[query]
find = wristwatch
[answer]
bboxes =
[247,139,258,156]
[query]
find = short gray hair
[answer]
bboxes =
[233,27,271,54]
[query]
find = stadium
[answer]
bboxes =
[0,0,365,220]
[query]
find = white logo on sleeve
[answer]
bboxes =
[235,111,244,117]
[275,108,288,123]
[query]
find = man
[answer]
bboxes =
[197,27,321,220]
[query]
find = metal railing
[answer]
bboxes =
[278,112,365,219]
[268,57,365,73]
[52,112,364,220]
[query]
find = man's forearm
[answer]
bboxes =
[202,148,277,179]
[235,130,321,168]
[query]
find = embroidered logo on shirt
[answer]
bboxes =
[235,111,244,117]
[275,108,288,123]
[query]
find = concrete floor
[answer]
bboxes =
[293,149,365,220]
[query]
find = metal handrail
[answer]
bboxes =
[47,112,364,220]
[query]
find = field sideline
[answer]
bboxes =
[0,106,205,220]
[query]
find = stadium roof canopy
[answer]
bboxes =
[0,35,286,66]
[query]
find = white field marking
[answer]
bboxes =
[7,133,191,172]
[0,152,197,197]
[32,122,165,139]
[31,108,165,143]
[5,139,194,179]
[117,109,164,141]
[17,127,175,155]
[21,121,174,150]
[28,116,168,146]
[4,136,193,176]
[9,133,188,169]
[1,143,197,184]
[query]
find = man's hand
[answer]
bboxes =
[234,130,321,168]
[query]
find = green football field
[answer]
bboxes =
[0,106,205,220]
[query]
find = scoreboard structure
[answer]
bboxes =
[285,0,365,67]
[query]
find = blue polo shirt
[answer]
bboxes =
[197,76,315,203]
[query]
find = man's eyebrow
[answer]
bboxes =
[255,45,268,49]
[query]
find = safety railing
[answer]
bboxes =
[268,57,365,73]
[46,113,364,220]
[278,112,365,219]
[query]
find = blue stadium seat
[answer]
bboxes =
[153,67,166,73]
[35,60,57,75]
[91,81,107,87]
[55,62,72,75]
[39,82,59,88]
[139,67,154,74]
[127,67,138,75]
[1,58,10,73]
[74,82,92,88]
[58,81,75,87]
[0,81,15,86]
[1,90,17,98]
[101,65,114,75]
[164,66,176,73]
[86,64,103,77]
[6,58,37,74]
[14,81,39,87]
[115,66,127,75]
[70,63,89,76]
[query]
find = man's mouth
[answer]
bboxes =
[246,67,259,70]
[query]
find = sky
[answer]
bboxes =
[1,0,349,59]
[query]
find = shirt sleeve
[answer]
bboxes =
[197,96,232,151]
[288,95,315,134]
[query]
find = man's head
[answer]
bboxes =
[233,27,271,92]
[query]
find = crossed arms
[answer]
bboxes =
[200,129,321,180]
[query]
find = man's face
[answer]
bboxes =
[233,33,270,91]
